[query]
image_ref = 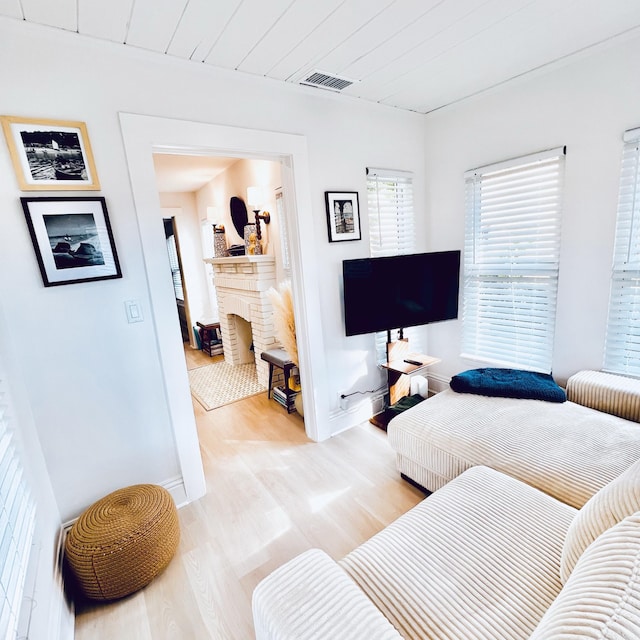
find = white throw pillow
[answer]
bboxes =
[560,456,640,582]
[532,512,640,639]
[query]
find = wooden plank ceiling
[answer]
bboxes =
[3,0,640,113]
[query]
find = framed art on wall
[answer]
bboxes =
[21,197,122,286]
[325,191,361,242]
[1,116,100,190]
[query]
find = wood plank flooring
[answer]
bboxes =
[74,347,424,639]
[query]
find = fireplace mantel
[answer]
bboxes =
[204,255,277,387]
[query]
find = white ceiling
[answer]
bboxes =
[3,0,640,114]
[152,154,238,193]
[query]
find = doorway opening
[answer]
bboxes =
[120,113,327,505]
[153,153,292,409]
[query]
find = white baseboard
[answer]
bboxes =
[163,475,188,508]
[426,372,451,394]
[327,393,386,437]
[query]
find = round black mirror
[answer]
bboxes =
[230,196,248,237]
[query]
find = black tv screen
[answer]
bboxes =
[342,250,461,336]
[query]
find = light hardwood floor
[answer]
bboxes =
[74,347,424,639]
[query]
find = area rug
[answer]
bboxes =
[188,361,266,410]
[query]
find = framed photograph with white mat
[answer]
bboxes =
[325,191,361,242]
[1,116,100,190]
[21,196,122,287]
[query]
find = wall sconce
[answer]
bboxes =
[247,186,271,243]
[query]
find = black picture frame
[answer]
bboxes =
[20,196,122,287]
[325,191,361,242]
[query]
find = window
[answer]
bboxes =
[366,167,421,362]
[0,361,36,639]
[367,168,414,257]
[462,147,565,373]
[166,234,184,301]
[275,188,291,274]
[604,128,640,377]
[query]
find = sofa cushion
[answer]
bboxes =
[561,456,640,582]
[340,466,576,640]
[566,369,640,422]
[450,367,566,402]
[253,548,403,640]
[388,388,640,508]
[531,512,640,639]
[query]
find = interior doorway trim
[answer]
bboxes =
[119,113,327,504]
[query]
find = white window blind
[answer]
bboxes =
[166,235,184,301]
[0,365,36,640]
[462,147,565,373]
[366,168,422,362]
[604,128,640,377]
[275,189,291,273]
[367,168,415,257]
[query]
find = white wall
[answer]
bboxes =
[423,35,640,388]
[0,18,425,520]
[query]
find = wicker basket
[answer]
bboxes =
[65,484,180,601]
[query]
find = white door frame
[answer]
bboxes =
[119,113,328,504]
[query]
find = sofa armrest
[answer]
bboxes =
[252,549,402,640]
[566,370,640,422]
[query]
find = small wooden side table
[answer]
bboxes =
[260,348,298,413]
[196,321,222,357]
[370,340,440,430]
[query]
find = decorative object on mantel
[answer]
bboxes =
[20,196,122,287]
[1,115,100,191]
[325,191,361,242]
[229,196,248,236]
[213,224,228,257]
[244,223,262,255]
[247,186,271,250]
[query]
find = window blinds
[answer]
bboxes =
[166,235,184,301]
[462,148,565,373]
[0,364,36,640]
[604,128,640,377]
[366,168,422,362]
[275,189,291,273]
[367,168,415,257]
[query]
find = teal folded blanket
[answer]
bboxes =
[450,368,566,403]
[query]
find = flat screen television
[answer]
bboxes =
[342,250,461,337]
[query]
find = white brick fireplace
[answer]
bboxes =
[206,256,277,387]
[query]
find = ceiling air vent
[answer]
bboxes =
[299,71,354,92]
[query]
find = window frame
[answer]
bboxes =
[604,127,640,377]
[461,147,566,373]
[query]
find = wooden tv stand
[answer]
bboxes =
[370,339,440,430]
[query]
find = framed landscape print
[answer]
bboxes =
[2,116,100,190]
[21,197,121,287]
[325,191,361,242]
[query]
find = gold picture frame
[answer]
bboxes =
[1,116,100,191]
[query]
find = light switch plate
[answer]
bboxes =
[125,300,144,323]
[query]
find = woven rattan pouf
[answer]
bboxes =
[65,484,180,601]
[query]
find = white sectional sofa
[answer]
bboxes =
[253,457,640,639]
[387,370,640,508]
